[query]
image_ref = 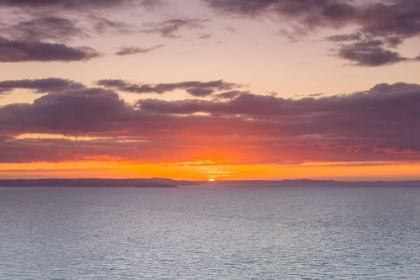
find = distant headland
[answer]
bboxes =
[204,179,420,186]
[0,178,198,188]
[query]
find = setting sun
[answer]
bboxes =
[208,178,216,182]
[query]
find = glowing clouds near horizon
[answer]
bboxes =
[1,0,420,180]
[2,80,420,168]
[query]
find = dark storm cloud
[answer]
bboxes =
[0,78,84,94]
[0,37,100,62]
[115,45,163,56]
[204,0,420,67]
[96,79,240,96]
[142,19,207,38]
[2,81,420,163]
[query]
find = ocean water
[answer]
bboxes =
[1,185,420,279]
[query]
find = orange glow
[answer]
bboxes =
[2,161,420,181]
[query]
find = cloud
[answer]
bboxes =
[0,15,136,43]
[96,79,240,96]
[186,88,215,97]
[0,78,84,94]
[204,0,356,26]
[91,17,134,35]
[115,45,163,56]
[136,83,420,118]
[0,87,128,135]
[214,90,247,100]
[0,0,136,9]
[1,81,420,164]
[203,0,420,67]
[0,37,100,62]
[326,33,361,42]
[142,19,207,38]
[0,0,160,42]
[198,34,212,40]
[0,16,85,42]
[335,39,408,67]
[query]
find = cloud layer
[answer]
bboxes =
[1,79,420,164]
[0,0,130,9]
[0,1,146,63]
[2,0,419,66]
[97,79,240,96]
[204,0,420,66]
[0,78,84,94]
[0,37,99,62]
[1,17,85,42]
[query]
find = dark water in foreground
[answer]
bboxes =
[1,185,420,279]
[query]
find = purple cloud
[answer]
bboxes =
[142,19,207,38]
[0,0,140,9]
[1,17,85,42]
[115,45,163,56]
[0,78,84,94]
[96,79,240,96]
[1,80,420,164]
[335,39,408,67]
[203,0,420,67]
[0,37,100,62]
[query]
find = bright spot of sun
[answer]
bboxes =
[208,178,215,182]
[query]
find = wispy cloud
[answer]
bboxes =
[141,19,208,38]
[115,45,163,56]
[0,16,85,42]
[0,78,84,94]
[203,0,420,67]
[0,0,154,10]
[0,37,100,62]
[96,79,240,96]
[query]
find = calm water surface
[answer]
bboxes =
[1,185,420,279]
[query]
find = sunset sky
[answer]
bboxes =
[1,0,420,180]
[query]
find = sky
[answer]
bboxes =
[1,0,420,181]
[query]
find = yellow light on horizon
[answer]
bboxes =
[2,161,420,181]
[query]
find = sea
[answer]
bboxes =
[1,184,420,279]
